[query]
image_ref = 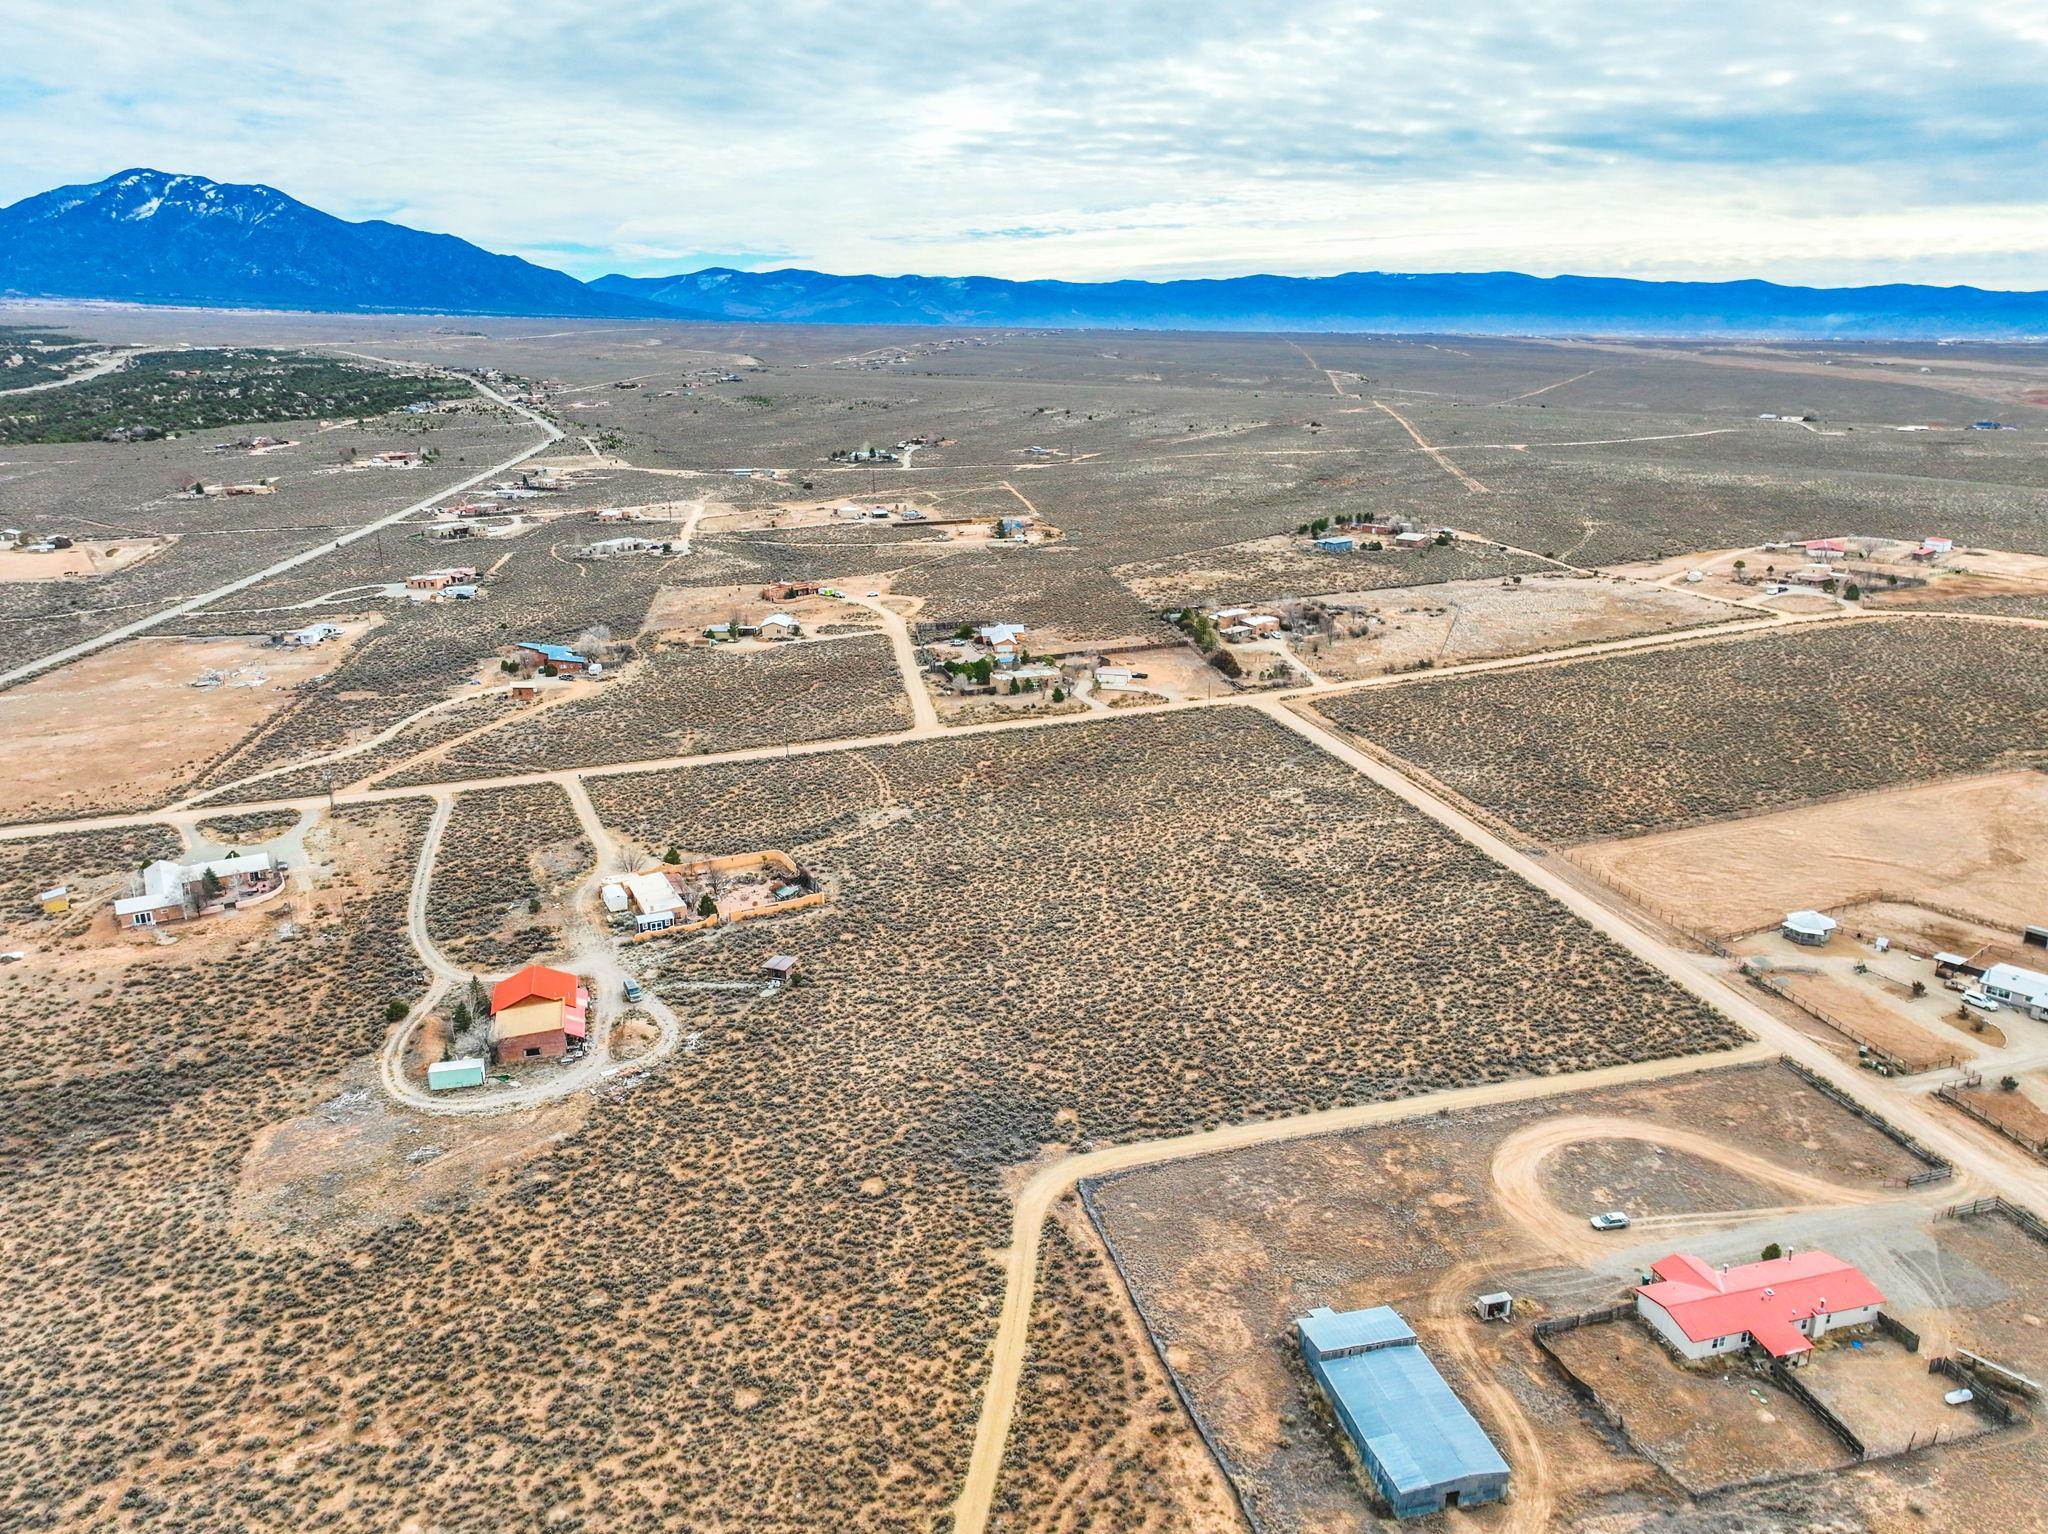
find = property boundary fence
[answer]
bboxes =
[1931,1356,2021,1428]
[1943,1195,2048,1247]
[1749,974,1961,1074]
[1778,1060,1953,1178]
[1875,1312,1921,1353]
[1075,1178,1268,1534]
[1934,1085,2048,1161]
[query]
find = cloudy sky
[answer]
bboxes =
[6,1,2048,288]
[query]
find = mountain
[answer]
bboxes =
[591,266,2048,339]
[0,169,677,319]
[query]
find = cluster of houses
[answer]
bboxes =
[113,853,284,929]
[1312,519,1440,553]
[1299,1246,1887,1518]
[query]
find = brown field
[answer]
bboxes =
[987,1196,1242,1532]
[1569,769,2048,937]
[0,625,373,822]
[1297,572,1736,680]
[0,536,169,581]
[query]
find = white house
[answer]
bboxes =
[113,854,281,928]
[1635,1250,1884,1365]
[976,622,1027,666]
[1981,962,2048,1020]
[758,612,800,640]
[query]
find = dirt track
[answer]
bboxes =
[1488,1112,1897,1268]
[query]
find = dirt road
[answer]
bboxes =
[0,370,563,689]
[1488,1112,1899,1267]
[1373,397,1491,493]
[839,591,939,731]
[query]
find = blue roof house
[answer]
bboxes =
[1296,1306,1510,1517]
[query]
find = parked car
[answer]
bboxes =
[622,978,644,1004]
[1961,991,2001,1013]
[1589,1211,1631,1231]
[1944,978,1970,993]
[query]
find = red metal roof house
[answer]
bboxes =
[489,963,589,1064]
[1634,1250,1884,1365]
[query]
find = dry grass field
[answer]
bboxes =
[1569,769,2048,937]
[428,633,913,777]
[987,1198,1242,1533]
[1321,619,2048,843]
[1296,571,1736,680]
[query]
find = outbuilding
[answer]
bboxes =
[1296,1306,1509,1517]
[427,1058,486,1092]
[1781,910,1838,946]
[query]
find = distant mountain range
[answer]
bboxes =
[5,169,2048,337]
[594,267,2048,339]
[0,169,672,319]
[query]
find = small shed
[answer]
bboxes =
[1473,1293,1513,1322]
[427,1058,486,1092]
[38,885,70,915]
[764,954,798,979]
[600,883,630,915]
[1782,910,1838,946]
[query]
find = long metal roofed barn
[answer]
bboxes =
[1296,1305,1510,1518]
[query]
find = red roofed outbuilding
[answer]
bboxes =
[1635,1250,1884,1365]
[490,963,589,1064]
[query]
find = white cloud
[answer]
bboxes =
[3,0,2047,286]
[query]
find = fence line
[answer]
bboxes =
[1934,1085,2048,1161]
[1777,1060,1953,1177]
[1075,1179,1267,1534]
[1942,1195,2048,1248]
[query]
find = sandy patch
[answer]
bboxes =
[0,537,171,581]
[0,624,373,821]
[1569,769,2048,938]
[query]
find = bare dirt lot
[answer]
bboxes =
[0,535,169,581]
[1568,769,2048,938]
[0,624,372,821]
[1297,572,1735,680]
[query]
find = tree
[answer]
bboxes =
[469,975,489,1017]
[1052,686,1066,702]
[384,999,408,1024]
[453,1000,473,1032]
[1844,582,1862,600]
[697,893,718,918]
[1733,559,1747,576]
[1007,677,1021,695]
[200,867,224,900]
[1761,1242,1783,1262]
[664,846,681,865]
[1434,530,1453,546]
[527,895,541,914]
